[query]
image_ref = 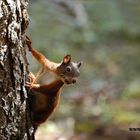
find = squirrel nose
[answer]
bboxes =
[72,79,76,84]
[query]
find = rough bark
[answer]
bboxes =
[0,0,34,139]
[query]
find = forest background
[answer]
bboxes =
[27,0,140,139]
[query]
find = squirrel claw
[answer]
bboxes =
[26,81,33,89]
[25,35,32,51]
[25,35,31,44]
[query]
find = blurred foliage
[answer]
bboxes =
[27,0,140,139]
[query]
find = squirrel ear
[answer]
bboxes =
[63,55,71,64]
[77,61,83,68]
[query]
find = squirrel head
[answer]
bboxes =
[56,55,82,84]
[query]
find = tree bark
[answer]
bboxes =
[0,0,35,139]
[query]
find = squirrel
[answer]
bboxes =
[25,36,82,130]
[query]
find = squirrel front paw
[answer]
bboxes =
[26,81,40,89]
[26,72,40,89]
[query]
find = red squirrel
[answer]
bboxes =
[25,36,82,130]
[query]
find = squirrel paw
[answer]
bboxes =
[25,35,32,51]
[26,81,40,89]
[26,72,39,89]
[28,72,36,83]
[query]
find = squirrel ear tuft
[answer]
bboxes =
[77,61,83,68]
[63,55,71,64]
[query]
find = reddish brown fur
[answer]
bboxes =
[30,80,64,129]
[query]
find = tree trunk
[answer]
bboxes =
[0,0,35,139]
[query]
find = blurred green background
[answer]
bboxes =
[27,0,140,139]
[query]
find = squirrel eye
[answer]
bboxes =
[66,66,72,72]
